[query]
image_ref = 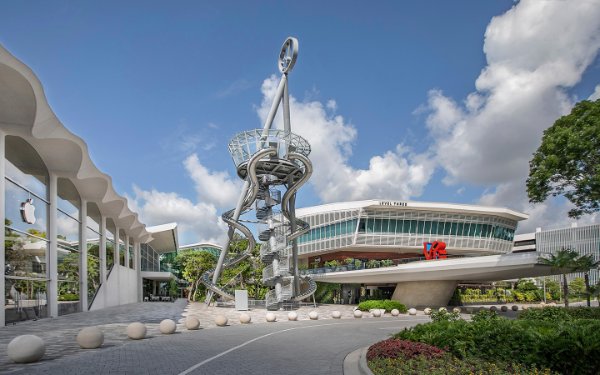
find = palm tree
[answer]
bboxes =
[574,254,600,307]
[539,248,580,307]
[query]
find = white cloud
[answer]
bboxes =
[184,154,241,208]
[420,0,600,227]
[127,185,228,245]
[479,183,599,234]
[127,153,241,245]
[257,75,435,203]
[590,84,600,100]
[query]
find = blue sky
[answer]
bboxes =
[2,1,599,245]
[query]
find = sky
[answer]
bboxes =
[1,0,600,245]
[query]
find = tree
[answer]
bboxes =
[569,277,586,300]
[527,99,600,218]
[539,248,580,307]
[176,251,216,302]
[574,254,600,307]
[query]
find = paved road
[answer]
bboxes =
[5,317,428,375]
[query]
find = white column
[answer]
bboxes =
[99,215,107,308]
[125,234,130,268]
[114,226,120,267]
[99,215,107,284]
[136,242,142,302]
[114,226,120,305]
[79,199,88,311]
[0,130,6,326]
[48,173,58,317]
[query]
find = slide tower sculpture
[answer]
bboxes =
[202,37,316,310]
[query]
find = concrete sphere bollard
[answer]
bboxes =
[309,311,319,320]
[452,307,462,314]
[408,308,417,316]
[239,313,251,324]
[77,327,104,349]
[127,322,147,340]
[214,315,228,327]
[185,316,200,330]
[391,309,400,316]
[511,305,519,312]
[372,309,381,317]
[490,306,498,312]
[287,312,298,321]
[500,305,508,312]
[331,310,342,319]
[353,310,363,318]
[424,307,432,315]
[159,319,177,334]
[7,335,45,363]
[266,312,277,322]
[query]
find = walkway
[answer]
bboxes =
[0,300,427,374]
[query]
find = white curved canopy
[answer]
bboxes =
[0,44,151,242]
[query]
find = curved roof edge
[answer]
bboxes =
[0,43,150,242]
[296,199,529,222]
[179,242,222,250]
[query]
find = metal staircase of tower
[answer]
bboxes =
[201,37,316,309]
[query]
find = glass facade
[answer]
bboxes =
[3,134,144,325]
[297,206,518,256]
[178,243,221,258]
[141,243,160,272]
[536,224,600,285]
[4,137,50,324]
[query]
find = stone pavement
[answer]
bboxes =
[0,300,413,374]
[0,299,187,373]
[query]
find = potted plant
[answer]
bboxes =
[354,259,363,269]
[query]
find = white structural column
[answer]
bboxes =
[48,173,58,317]
[136,242,142,302]
[99,215,107,309]
[99,215,107,285]
[114,226,120,267]
[114,226,120,304]
[0,130,5,326]
[125,234,130,267]
[79,199,88,311]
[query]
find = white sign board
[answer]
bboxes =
[235,290,248,311]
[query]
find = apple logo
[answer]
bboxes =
[20,198,36,224]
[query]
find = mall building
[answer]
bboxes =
[294,200,561,306]
[0,44,179,326]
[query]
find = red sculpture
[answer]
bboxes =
[423,241,447,260]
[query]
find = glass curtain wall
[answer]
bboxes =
[56,178,81,316]
[86,202,102,308]
[118,230,125,266]
[4,136,49,324]
[128,243,134,269]
[105,219,115,274]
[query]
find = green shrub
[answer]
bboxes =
[430,309,461,323]
[518,306,573,322]
[358,299,407,313]
[519,306,600,322]
[394,314,600,375]
[58,293,79,301]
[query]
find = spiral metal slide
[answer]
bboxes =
[203,37,316,309]
[200,149,273,300]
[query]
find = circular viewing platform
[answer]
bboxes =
[228,129,311,181]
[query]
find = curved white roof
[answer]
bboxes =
[296,199,528,222]
[0,44,151,242]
